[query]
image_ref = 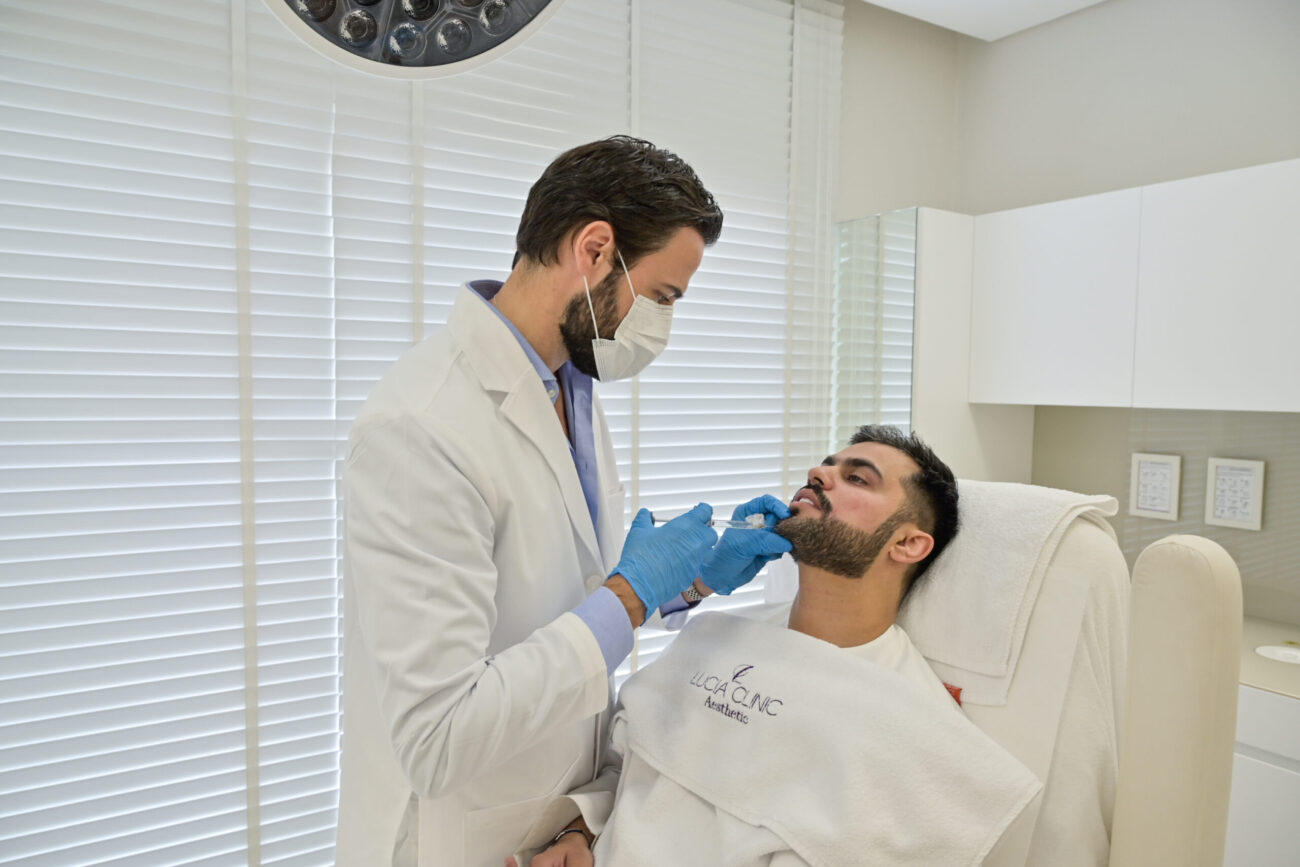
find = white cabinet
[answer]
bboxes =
[966,157,1300,411]
[968,189,1141,406]
[1224,685,1300,867]
[1132,158,1300,411]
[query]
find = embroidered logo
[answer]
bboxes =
[688,663,784,725]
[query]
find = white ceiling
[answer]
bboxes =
[862,0,1110,42]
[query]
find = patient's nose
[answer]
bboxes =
[808,465,833,488]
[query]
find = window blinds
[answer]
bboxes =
[831,207,917,447]
[0,0,843,861]
[1,1,253,863]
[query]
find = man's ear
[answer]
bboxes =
[569,220,616,276]
[890,526,934,567]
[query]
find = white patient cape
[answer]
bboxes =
[539,611,1041,866]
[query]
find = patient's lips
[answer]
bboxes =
[791,487,824,514]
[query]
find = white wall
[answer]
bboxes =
[912,208,1034,483]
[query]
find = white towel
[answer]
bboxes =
[898,480,1117,704]
[594,612,1041,866]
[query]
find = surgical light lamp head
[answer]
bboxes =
[267,0,565,79]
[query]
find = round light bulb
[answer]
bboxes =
[436,18,472,55]
[340,10,377,45]
[293,0,335,22]
[479,0,511,36]
[403,0,439,21]
[388,22,427,59]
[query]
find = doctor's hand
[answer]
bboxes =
[698,494,792,596]
[609,504,716,622]
[505,820,595,867]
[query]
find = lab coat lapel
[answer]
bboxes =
[500,387,604,574]
[450,287,604,578]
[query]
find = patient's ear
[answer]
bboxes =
[890,527,934,566]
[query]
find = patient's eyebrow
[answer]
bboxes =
[821,455,884,481]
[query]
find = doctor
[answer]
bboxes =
[336,136,792,867]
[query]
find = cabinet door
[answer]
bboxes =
[1224,685,1300,867]
[1132,158,1300,411]
[969,188,1141,406]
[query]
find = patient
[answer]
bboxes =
[509,426,1038,866]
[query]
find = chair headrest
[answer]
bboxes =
[898,480,1117,702]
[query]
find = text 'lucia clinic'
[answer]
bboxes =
[688,664,784,721]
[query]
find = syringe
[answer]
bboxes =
[650,512,768,530]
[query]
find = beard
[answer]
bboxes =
[774,504,908,580]
[559,268,625,379]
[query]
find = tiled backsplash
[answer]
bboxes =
[1032,407,1300,625]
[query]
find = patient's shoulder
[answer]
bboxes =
[869,625,960,710]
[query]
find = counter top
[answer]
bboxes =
[1241,616,1300,700]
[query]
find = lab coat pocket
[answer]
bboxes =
[462,792,558,867]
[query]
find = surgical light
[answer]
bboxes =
[266,0,564,78]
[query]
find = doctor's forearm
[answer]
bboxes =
[603,575,647,627]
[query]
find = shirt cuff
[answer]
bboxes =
[659,593,691,616]
[572,586,635,676]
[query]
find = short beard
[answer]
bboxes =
[559,269,625,379]
[774,509,908,580]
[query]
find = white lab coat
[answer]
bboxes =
[335,286,628,867]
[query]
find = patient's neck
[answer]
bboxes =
[787,564,901,648]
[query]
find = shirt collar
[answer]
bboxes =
[468,280,562,403]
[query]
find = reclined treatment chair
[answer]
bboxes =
[895,481,1242,867]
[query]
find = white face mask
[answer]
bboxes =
[584,250,674,381]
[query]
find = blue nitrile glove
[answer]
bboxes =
[612,503,718,613]
[699,494,793,595]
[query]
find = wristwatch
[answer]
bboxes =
[551,827,593,849]
[682,584,704,603]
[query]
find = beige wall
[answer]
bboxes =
[955,0,1300,213]
[836,0,964,220]
[840,0,1300,217]
[1035,409,1300,624]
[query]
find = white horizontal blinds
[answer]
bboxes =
[418,0,631,329]
[242,4,342,865]
[330,65,418,426]
[786,0,844,475]
[875,208,916,430]
[830,206,915,446]
[0,1,253,866]
[635,0,793,598]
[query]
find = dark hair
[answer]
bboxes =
[848,424,959,598]
[513,135,723,270]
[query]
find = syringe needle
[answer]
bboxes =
[649,513,767,529]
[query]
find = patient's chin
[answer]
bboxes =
[776,512,910,580]
[775,515,877,579]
